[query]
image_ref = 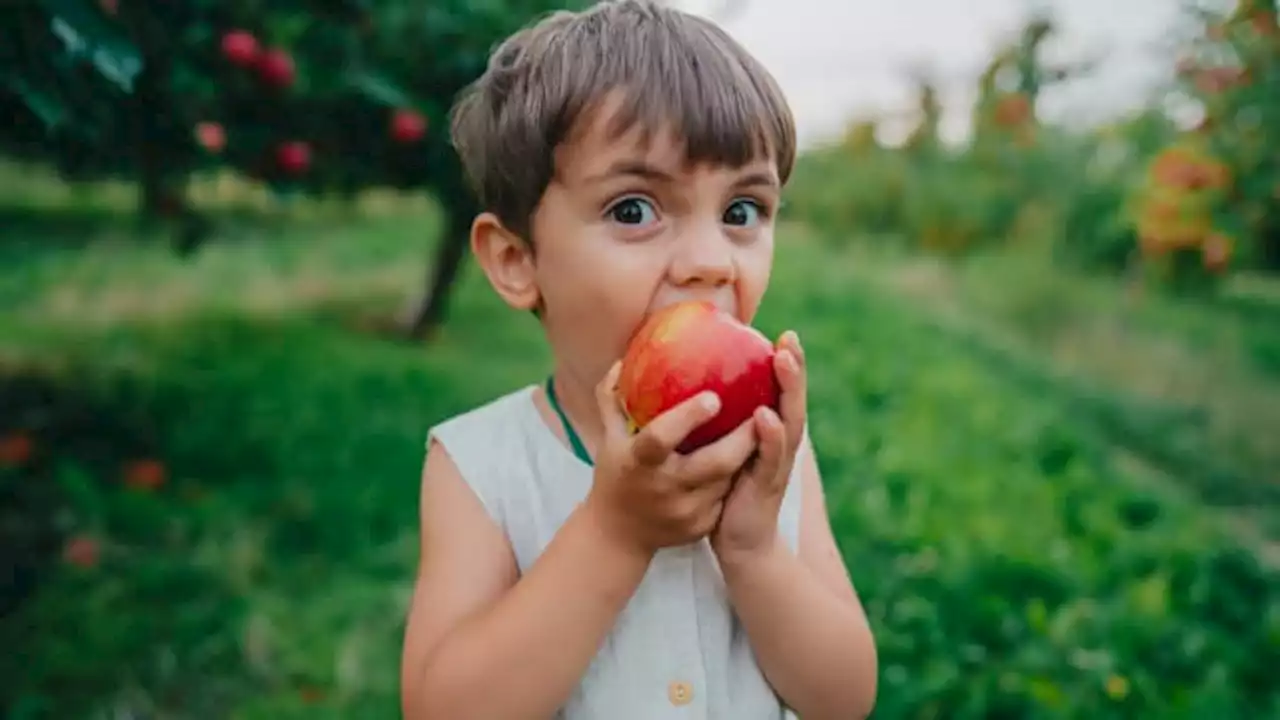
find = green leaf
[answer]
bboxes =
[346,68,416,109]
[40,0,143,93]
[2,75,68,129]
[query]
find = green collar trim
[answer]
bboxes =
[545,376,593,466]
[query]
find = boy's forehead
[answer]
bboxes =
[563,114,681,173]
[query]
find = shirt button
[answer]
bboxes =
[668,680,693,706]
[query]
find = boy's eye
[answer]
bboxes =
[723,198,763,227]
[608,197,658,226]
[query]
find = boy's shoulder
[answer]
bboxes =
[425,383,545,531]
[427,383,538,448]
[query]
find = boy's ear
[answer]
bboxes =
[469,212,541,312]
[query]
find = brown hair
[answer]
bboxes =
[448,0,797,241]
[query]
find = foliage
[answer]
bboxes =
[786,13,1111,262]
[786,121,1137,266]
[1130,134,1235,292]
[1127,0,1280,291]
[5,1,399,204]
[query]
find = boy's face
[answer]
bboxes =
[528,97,783,389]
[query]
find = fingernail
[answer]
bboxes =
[702,393,721,413]
[778,330,795,351]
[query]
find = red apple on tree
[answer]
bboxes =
[63,534,100,569]
[276,141,311,175]
[391,109,427,143]
[221,30,259,67]
[617,300,780,454]
[257,48,296,89]
[194,121,225,154]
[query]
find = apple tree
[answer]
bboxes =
[0,0,590,337]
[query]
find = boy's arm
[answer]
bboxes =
[719,436,879,720]
[400,440,651,720]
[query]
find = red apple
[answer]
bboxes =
[0,432,33,466]
[63,534,100,569]
[276,141,311,174]
[257,48,295,89]
[194,121,225,153]
[617,300,779,454]
[221,30,259,67]
[391,109,427,143]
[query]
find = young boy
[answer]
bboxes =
[399,1,878,718]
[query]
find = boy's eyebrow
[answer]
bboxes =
[585,160,779,190]
[732,171,780,191]
[585,160,674,184]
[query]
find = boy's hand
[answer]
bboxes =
[584,361,758,560]
[711,330,806,565]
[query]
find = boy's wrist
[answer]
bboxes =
[577,496,657,569]
[715,532,785,579]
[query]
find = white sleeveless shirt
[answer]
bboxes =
[428,385,804,720]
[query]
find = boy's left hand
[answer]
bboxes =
[711,330,806,564]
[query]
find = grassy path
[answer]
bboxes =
[795,232,1280,533]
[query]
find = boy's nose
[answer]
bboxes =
[669,230,735,288]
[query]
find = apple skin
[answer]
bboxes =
[194,121,225,154]
[257,48,296,89]
[276,141,311,174]
[221,30,259,67]
[618,300,780,454]
[391,109,427,143]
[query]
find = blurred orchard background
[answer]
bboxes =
[1,0,1278,717]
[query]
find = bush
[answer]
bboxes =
[1125,0,1280,291]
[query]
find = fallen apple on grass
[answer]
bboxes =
[617,300,781,454]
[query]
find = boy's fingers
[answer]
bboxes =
[630,392,721,467]
[676,416,757,485]
[775,346,807,448]
[751,407,787,491]
[593,362,629,440]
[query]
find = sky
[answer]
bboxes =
[674,0,1188,148]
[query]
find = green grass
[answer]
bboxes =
[804,238,1280,522]
[2,206,1278,718]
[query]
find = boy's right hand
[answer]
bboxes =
[583,361,759,559]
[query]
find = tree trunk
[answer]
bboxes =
[406,230,469,339]
[404,185,478,340]
[133,48,171,225]
[129,26,210,256]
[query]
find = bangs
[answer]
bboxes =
[550,6,795,179]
